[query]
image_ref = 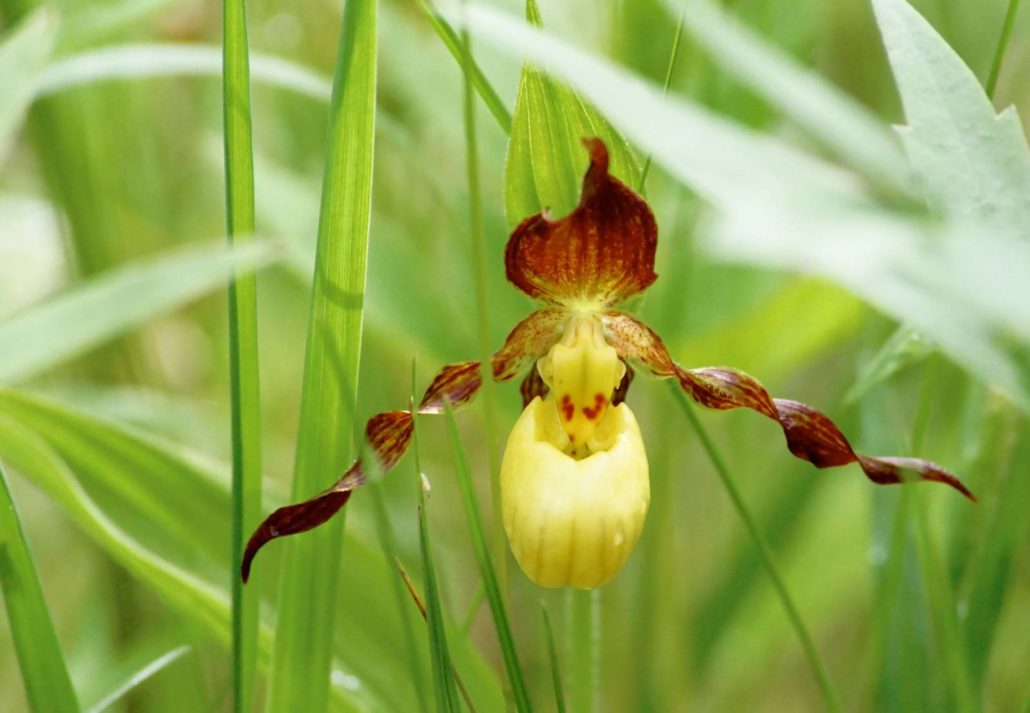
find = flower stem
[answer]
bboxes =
[986,0,1022,98]
[669,383,844,713]
[568,588,600,713]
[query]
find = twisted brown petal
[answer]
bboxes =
[243,311,571,582]
[505,138,658,307]
[599,309,973,501]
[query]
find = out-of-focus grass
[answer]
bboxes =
[0,0,1027,711]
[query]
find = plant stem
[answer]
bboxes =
[670,384,844,713]
[222,0,260,706]
[637,0,687,192]
[569,588,600,713]
[459,3,507,594]
[986,0,1022,98]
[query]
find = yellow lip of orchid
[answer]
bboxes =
[502,314,648,589]
[241,138,974,588]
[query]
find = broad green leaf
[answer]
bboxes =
[665,0,911,195]
[0,391,423,712]
[0,460,79,713]
[0,241,280,385]
[460,3,867,222]
[872,0,1030,230]
[267,0,376,710]
[222,0,262,707]
[504,1,642,227]
[0,10,55,166]
[456,3,1030,408]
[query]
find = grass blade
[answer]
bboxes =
[266,0,376,709]
[541,604,566,713]
[0,241,279,385]
[416,0,511,133]
[85,645,190,713]
[412,387,461,713]
[662,0,910,194]
[0,460,79,713]
[986,0,1023,97]
[222,0,261,707]
[0,10,55,166]
[37,43,333,104]
[669,383,844,713]
[444,404,533,712]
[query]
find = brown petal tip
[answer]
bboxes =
[241,472,360,583]
[505,138,657,307]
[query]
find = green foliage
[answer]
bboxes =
[0,461,78,712]
[0,0,1028,711]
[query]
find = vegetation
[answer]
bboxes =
[0,0,1027,711]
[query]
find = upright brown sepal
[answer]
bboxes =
[505,138,658,307]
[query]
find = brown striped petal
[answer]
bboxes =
[504,138,658,307]
[242,361,484,582]
[242,310,570,581]
[673,364,975,501]
[492,308,569,382]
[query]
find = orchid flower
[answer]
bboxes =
[242,138,973,589]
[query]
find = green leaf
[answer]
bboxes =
[37,44,332,104]
[0,241,280,385]
[504,1,641,227]
[872,0,1030,230]
[444,404,533,712]
[0,460,79,713]
[664,0,911,195]
[266,0,376,710]
[222,0,261,708]
[0,10,55,166]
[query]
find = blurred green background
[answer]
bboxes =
[0,0,1028,711]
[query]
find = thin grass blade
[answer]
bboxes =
[85,645,190,713]
[661,0,910,194]
[266,0,376,709]
[541,604,566,713]
[222,0,261,707]
[444,404,532,712]
[0,460,79,713]
[412,394,461,713]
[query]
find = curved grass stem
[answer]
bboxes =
[669,383,844,713]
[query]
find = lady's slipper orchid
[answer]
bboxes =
[241,138,973,588]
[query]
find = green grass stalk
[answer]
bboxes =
[986,0,1022,98]
[638,1,686,191]
[458,8,507,593]
[444,404,533,712]
[542,604,567,713]
[0,461,79,713]
[669,384,844,713]
[221,0,261,707]
[412,367,462,713]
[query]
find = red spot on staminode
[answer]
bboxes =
[582,393,607,421]
[560,394,575,421]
